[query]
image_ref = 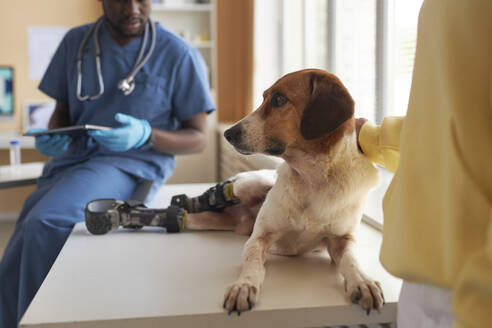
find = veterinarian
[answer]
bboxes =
[356,0,491,327]
[0,0,214,327]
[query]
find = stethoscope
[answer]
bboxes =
[76,16,156,101]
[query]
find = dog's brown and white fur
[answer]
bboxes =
[187,69,383,314]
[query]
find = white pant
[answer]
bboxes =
[397,281,455,328]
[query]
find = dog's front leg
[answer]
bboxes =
[326,234,385,314]
[223,231,280,314]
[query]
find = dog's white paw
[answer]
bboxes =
[344,274,385,314]
[223,281,259,315]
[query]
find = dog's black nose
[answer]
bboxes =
[224,125,242,145]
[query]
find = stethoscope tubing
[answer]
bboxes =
[128,18,156,84]
[76,16,155,102]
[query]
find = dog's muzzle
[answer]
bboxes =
[224,125,242,146]
[224,125,253,155]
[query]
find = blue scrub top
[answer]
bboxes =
[39,21,215,185]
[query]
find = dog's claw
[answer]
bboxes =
[366,308,371,316]
[352,291,361,304]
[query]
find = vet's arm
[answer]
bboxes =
[357,116,404,173]
[150,112,208,155]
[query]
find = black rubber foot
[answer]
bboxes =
[85,214,112,235]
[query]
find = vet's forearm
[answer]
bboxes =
[150,127,207,155]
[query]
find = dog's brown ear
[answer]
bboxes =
[300,73,354,140]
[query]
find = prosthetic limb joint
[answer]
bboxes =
[171,181,239,213]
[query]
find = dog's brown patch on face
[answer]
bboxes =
[254,69,355,157]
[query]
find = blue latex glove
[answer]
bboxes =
[89,113,152,152]
[28,128,69,157]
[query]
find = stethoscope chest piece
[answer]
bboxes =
[118,78,135,96]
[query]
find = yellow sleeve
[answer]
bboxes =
[358,116,404,173]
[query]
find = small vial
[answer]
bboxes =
[9,140,21,166]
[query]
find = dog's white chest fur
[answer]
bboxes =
[254,136,379,256]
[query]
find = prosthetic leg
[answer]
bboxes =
[85,181,241,235]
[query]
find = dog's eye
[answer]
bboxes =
[271,93,288,107]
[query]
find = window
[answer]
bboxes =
[390,0,424,116]
[254,0,423,121]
